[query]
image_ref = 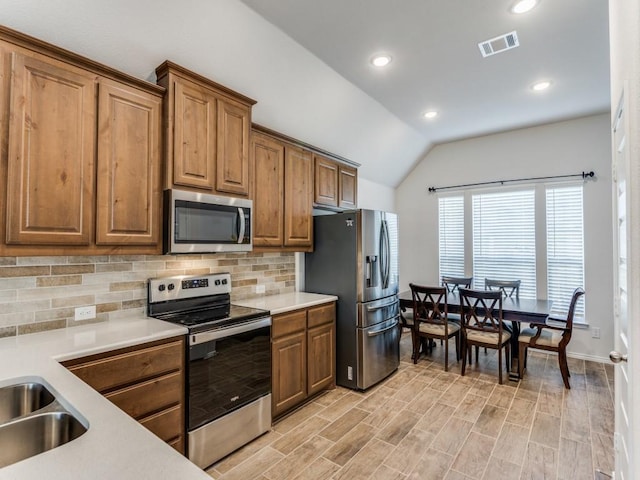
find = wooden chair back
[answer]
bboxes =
[441,276,473,294]
[410,283,448,327]
[459,288,503,334]
[485,278,521,298]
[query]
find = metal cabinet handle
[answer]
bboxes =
[609,350,628,363]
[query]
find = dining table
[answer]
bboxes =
[398,290,553,381]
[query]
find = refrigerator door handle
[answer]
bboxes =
[380,219,390,289]
[367,316,400,337]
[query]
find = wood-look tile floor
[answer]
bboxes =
[207,333,614,480]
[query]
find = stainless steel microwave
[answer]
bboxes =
[164,189,252,254]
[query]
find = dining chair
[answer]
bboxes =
[459,288,511,384]
[518,287,585,389]
[485,278,521,298]
[441,276,473,294]
[409,283,460,371]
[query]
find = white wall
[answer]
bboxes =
[396,114,613,361]
[357,177,396,212]
[0,0,428,188]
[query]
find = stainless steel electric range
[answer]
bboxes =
[147,273,272,469]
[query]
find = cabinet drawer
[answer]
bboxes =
[272,310,306,338]
[105,371,182,420]
[139,404,182,442]
[168,436,185,453]
[66,340,183,393]
[307,303,335,329]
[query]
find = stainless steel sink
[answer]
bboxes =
[0,411,87,467]
[0,382,55,423]
[0,379,89,468]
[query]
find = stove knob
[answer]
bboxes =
[215,280,221,286]
[158,284,166,292]
[222,279,228,285]
[168,283,175,291]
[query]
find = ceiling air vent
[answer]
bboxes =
[478,31,519,58]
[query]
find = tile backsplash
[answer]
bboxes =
[0,252,295,337]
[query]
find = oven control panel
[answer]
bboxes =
[148,273,231,303]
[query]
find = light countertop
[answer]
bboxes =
[0,315,210,480]
[234,291,337,315]
[0,291,337,479]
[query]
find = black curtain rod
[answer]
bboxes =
[428,171,595,193]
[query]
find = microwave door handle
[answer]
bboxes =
[237,208,245,244]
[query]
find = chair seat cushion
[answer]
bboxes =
[518,327,562,348]
[466,329,511,345]
[418,322,460,336]
[401,311,414,326]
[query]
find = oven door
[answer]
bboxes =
[188,316,271,431]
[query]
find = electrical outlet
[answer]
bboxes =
[256,284,266,294]
[592,327,601,339]
[74,305,96,321]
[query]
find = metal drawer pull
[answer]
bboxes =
[367,318,399,337]
[367,300,397,312]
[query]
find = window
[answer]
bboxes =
[438,196,464,279]
[472,189,537,298]
[436,183,587,322]
[546,185,585,318]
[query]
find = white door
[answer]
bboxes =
[611,89,635,480]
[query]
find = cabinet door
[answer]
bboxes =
[96,79,162,246]
[307,322,335,396]
[339,165,358,209]
[284,146,313,247]
[272,331,307,417]
[314,155,338,207]
[173,78,217,190]
[216,97,250,196]
[252,133,284,247]
[6,52,96,245]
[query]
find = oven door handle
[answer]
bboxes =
[190,316,272,346]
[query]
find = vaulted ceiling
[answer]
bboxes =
[240,0,610,146]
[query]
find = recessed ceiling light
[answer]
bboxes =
[371,54,392,67]
[423,110,438,119]
[511,0,539,14]
[531,80,552,91]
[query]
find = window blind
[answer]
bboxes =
[438,196,465,279]
[472,189,537,298]
[546,185,585,319]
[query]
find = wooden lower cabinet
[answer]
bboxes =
[62,336,186,453]
[271,302,335,418]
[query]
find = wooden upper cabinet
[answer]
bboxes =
[216,98,251,195]
[252,132,285,247]
[284,146,313,247]
[0,26,165,254]
[173,78,217,190]
[338,164,358,209]
[96,79,162,246]
[314,155,339,207]
[6,51,96,245]
[313,154,358,210]
[251,130,313,251]
[156,61,255,197]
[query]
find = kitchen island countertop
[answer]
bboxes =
[0,315,210,480]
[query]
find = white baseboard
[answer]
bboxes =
[566,351,611,364]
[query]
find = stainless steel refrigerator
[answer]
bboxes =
[305,209,400,390]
